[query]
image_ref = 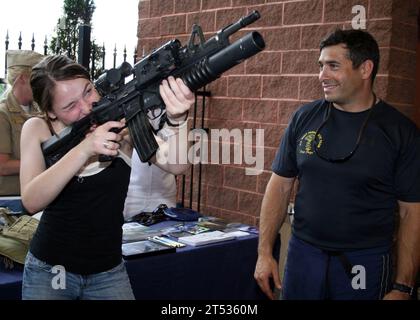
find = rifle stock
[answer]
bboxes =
[42,11,265,166]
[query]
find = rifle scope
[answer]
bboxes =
[95,61,133,96]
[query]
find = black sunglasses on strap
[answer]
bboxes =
[312,94,377,163]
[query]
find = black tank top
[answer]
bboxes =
[30,157,131,275]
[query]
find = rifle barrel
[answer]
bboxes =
[223,10,261,38]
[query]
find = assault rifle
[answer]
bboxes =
[42,11,265,166]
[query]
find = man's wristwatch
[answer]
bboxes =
[392,282,414,296]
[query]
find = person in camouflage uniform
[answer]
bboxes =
[0,50,43,196]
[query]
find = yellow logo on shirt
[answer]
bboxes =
[298,131,323,155]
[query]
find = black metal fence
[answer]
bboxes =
[1,30,138,81]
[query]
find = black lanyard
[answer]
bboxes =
[312,94,377,163]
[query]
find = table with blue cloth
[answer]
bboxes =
[0,196,23,213]
[126,221,267,300]
[0,214,277,300]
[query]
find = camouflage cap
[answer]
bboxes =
[6,50,44,69]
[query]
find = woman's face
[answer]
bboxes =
[50,77,100,126]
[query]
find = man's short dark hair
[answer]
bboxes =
[320,29,380,82]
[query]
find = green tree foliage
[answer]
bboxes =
[50,0,102,77]
[0,79,6,97]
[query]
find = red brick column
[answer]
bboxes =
[137,0,419,225]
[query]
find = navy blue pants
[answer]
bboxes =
[282,234,392,300]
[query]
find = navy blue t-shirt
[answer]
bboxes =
[272,99,420,250]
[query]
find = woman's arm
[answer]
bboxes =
[150,77,194,175]
[153,122,190,175]
[20,117,125,213]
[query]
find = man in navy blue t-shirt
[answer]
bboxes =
[254,29,420,300]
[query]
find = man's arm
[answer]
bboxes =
[384,201,420,300]
[254,173,295,299]
[0,153,20,176]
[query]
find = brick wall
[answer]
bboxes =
[137,0,419,225]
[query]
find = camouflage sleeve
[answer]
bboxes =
[0,109,12,154]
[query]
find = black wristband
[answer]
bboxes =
[166,111,189,127]
[392,282,414,296]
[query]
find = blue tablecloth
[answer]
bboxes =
[126,231,265,300]
[0,197,23,212]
